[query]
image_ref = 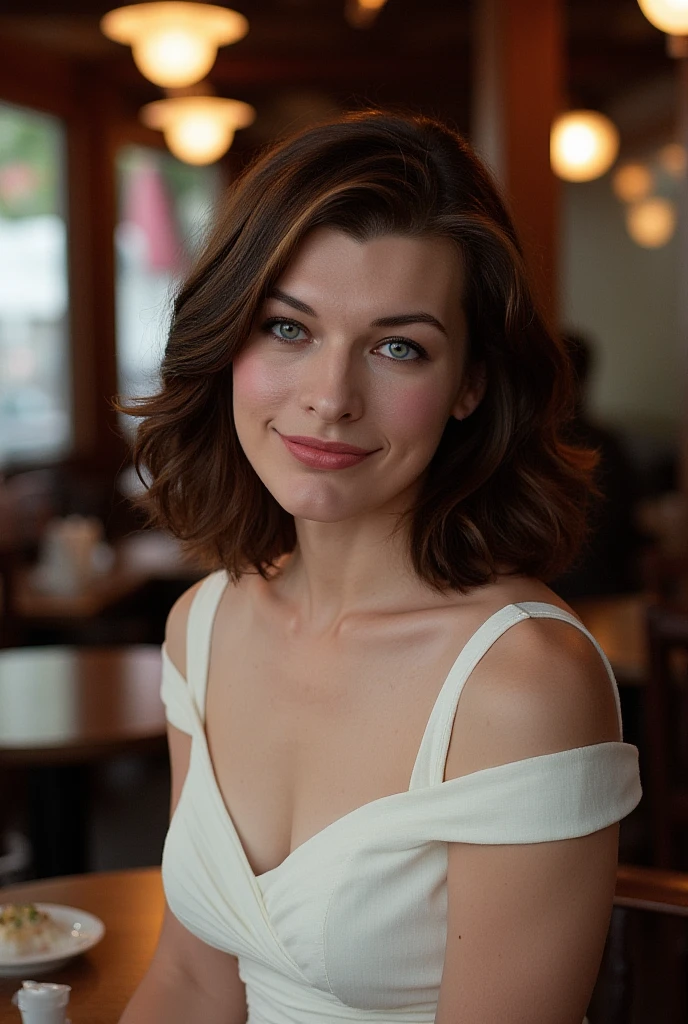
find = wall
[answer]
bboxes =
[560,172,681,441]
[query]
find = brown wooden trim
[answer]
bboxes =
[472,0,563,325]
[0,35,74,116]
[616,862,688,915]
[65,63,127,473]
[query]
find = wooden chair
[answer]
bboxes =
[644,602,688,869]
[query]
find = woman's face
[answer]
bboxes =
[232,226,484,523]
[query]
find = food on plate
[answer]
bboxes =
[0,904,65,956]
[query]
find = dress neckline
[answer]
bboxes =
[188,595,593,882]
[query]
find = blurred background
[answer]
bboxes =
[0,1,687,1017]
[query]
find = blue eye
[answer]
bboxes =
[259,317,428,363]
[262,318,307,343]
[380,339,425,361]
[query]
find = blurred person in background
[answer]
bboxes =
[550,331,643,599]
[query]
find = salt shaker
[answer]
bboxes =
[11,980,71,1024]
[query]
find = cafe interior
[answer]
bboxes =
[0,0,687,1019]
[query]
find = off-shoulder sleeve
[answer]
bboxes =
[160,642,196,736]
[400,741,642,845]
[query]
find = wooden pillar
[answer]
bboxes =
[471,0,564,326]
[67,64,128,476]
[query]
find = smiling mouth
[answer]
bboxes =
[278,433,376,470]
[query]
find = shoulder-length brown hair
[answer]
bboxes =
[117,106,601,595]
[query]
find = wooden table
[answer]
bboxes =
[0,868,163,1024]
[0,646,167,877]
[571,591,651,687]
[0,865,687,1024]
[15,532,203,621]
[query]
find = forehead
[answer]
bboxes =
[273,227,464,320]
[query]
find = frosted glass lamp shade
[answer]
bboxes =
[550,110,620,182]
[637,0,688,34]
[626,197,677,248]
[141,95,256,165]
[101,2,249,88]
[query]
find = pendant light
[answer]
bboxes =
[637,0,688,35]
[141,95,255,164]
[612,162,654,203]
[626,197,677,248]
[344,0,388,29]
[550,110,620,182]
[101,2,248,88]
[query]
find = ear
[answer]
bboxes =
[450,361,487,421]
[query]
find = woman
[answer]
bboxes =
[119,108,642,1024]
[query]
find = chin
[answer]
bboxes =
[278,498,360,524]
[269,482,364,523]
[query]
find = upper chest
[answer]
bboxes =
[202,575,566,876]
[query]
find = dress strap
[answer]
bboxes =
[408,602,624,791]
[186,569,229,721]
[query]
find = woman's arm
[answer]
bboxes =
[119,584,248,1024]
[435,616,622,1024]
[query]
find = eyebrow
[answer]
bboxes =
[266,287,448,337]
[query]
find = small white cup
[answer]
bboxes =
[11,980,71,1024]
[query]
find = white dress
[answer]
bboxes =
[160,570,642,1024]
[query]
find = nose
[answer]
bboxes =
[300,341,365,423]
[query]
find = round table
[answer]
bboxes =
[0,865,685,1024]
[0,868,163,1024]
[0,646,167,878]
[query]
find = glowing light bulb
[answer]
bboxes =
[612,163,654,203]
[133,28,214,88]
[637,0,688,35]
[626,197,676,248]
[550,111,620,182]
[165,113,235,165]
[141,95,256,165]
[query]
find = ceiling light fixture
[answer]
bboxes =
[344,0,388,29]
[550,110,620,182]
[140,95,255,164]
[626,196,677,247]
[637,0,688,35]
[101,2,249,88]
[612,162,655,203]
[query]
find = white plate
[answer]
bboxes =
[0,904,105,977]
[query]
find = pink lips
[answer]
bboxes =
[278,433,375,470]
[281,434,372,455]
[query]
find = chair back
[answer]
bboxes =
[588,864,688,1023]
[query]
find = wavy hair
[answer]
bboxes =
[116,106,601,595]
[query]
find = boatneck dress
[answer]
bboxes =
[160,569,642,1024]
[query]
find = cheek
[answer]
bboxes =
[232,350,288,411]
[383,384,448,442]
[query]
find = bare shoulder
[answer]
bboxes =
[164,578,208,679]
[437,579,621,1022]
[444,583,621,783]
[165,567,258,678]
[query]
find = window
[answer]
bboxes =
[0,101,70,467]
[115,145,220,430]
